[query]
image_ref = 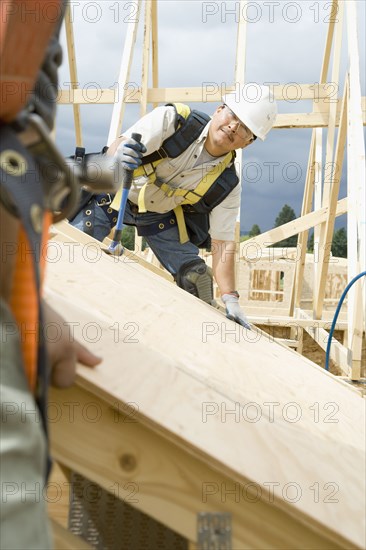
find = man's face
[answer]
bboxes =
[207,105,255,156]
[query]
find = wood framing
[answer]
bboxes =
[45,226,365,549]
[345,0,366,377]
[106,0,141,145]
[64,4,82,146]
[314,80,348,318]
[240,198,347,255]
[57,1,366,376]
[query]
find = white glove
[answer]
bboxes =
[116,137,147,170]
[221,293,251,330]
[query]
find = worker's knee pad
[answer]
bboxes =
[176,259,213,304]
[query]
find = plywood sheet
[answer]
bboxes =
[44,224,365,548]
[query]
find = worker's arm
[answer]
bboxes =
[212,239,251,329]
[0,205,100,386]
[211,239,236,294]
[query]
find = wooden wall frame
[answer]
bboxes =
[58,0,365,377]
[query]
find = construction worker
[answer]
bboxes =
[70,86,277,327]
[0,3,101,548]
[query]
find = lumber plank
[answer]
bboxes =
[49,384,359,549]
[106,0,141,145]
[140,0,152,117]
[314,81,348,318]
[346,0,366,375]
[64,5,82,147]
[240,197,347,255]
[151,0,158,110]
[291,132,316,313]
[44,226,365,549]
[297,309,351,376]
[51,220,173,282]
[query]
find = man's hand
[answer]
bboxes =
[43,303,102,388]
[116,137,147,170]
[221,294,251,329]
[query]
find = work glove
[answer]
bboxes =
[117,137,147,170]
[221,294,251,330]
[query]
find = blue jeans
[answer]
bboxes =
[71,201,201,277]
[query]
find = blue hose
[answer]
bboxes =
[325,270,366,371]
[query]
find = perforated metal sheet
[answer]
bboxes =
[197,512,231,549]
[68,472,188,550]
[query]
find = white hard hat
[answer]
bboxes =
[222,84,277,141]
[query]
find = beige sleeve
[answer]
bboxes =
[209,182,241,241]
[122,105,177,155]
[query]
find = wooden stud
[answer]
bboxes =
[106,0,142,145]
[140,0,152,117]
[290,133,316,314]
[322,0,344,206]
[319,0,339,83]
[240,197,347,256]
[234,0,248,286]
[151,0,159,110]
[314,80,348,319]
[314,0,344,318]
[313,128,323,309]
[346,0,366,378]
[64,4,83,146]
[297,309,351,375]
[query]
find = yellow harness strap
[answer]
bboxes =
[173,205,190,243]
[138,151,233,242]
[110,101,234,245]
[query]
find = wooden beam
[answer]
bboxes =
[314,80,348,319]
[140,0,152,117]
[151,0,159,110]
[273,106,365,129]
[234,1,248,82]
[290,133,316,313]
[44,229,365,548]
[319,0,339,83]
[322,0,344,206]
[51,220,173,282]
[49,384,358,550]
[234,0,248,288]
[297,309,351,376]
[346,0,366,377]
[106,0,141,145]
[64,4,83,146]
[313,128,323,309]
[248,315,347,330]
[240,197,347,256]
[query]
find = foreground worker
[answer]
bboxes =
[0,3,101,548]
[71,87,277,328]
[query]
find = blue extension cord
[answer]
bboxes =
[325,270,366,371]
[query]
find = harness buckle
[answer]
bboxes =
[96,193,112,206]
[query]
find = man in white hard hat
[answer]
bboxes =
[71,84,277,328]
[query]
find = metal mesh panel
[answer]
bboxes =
[197,513,231,549]
[68,472,188,550]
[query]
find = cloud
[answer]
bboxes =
[56,0,365,233]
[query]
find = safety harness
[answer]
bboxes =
[0,0,66,475]
[111,103,240,245]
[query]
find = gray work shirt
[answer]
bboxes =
[120,105,241,241]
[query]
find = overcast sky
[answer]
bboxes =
[56,0,366,233]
